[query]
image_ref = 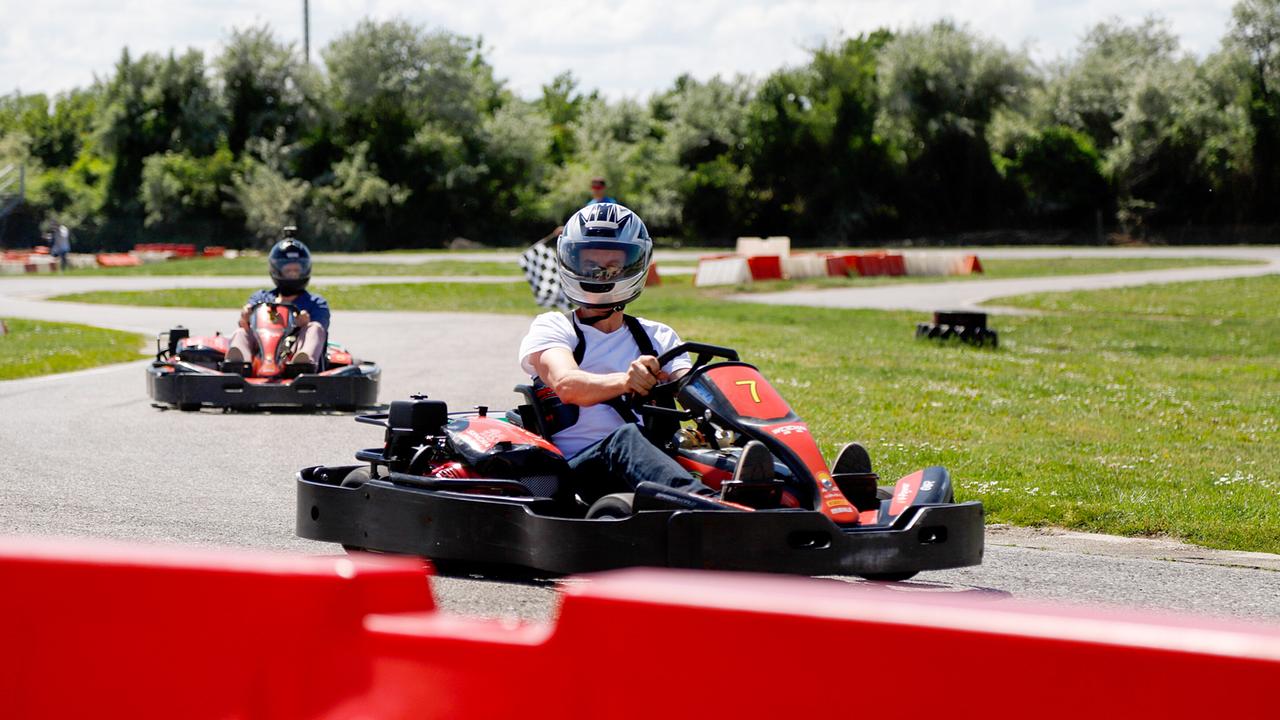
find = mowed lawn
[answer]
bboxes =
[49,271,1279,553]
[0,318,146,380]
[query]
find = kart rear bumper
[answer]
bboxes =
[148,363,380,409]
[296,464,984,576]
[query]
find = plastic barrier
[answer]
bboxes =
[203,245,227,257]
[3,538,1280,719]
[825,255,851,277]
[746,254,784,281]
[96,252,143,267]
[781,253,828,280]
[644,262,661,286]
[734,235,791,257]
[694,256,752,287]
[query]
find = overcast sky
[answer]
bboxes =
[1,0,1241,101]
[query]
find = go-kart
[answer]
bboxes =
[147,301,380,411]
[296,342,983,579]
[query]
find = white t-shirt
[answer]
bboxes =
[518,312,692,457]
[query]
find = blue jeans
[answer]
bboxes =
[567,424,710,501]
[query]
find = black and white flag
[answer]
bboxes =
[519,239,572,311]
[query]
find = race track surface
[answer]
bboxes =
[2,248,1278,623]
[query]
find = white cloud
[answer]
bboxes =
[0,0,1241,100]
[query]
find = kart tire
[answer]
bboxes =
[341,466,374,488]
[586,493,635,520]
[859,572,919,582]
[178,403,200,412]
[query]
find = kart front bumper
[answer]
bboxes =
[296,464,985,577]
[147,363,380,410]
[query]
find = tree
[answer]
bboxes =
[216,26,316,155]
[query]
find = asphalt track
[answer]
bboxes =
[2,247,1278,623]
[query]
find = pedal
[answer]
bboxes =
[284,361,317,378]
[218,361,252,377]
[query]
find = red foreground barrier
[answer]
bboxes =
[2,538,1279,719]
[96,253,143,267]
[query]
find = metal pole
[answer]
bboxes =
[18,164,24,200]
[303,0,310,63]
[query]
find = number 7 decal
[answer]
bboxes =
[735,379,760,403]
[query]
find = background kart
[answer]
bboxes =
[147,301,380,411]
[297,342,983,579]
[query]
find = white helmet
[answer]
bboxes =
[557,203,652,309]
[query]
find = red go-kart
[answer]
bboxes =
[147,301,380,411]
[296,342,983,579]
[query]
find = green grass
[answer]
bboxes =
[0,318,147,380]
[47,271,1280,553]
[40,255,520,277]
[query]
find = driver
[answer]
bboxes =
[224,231,330,371]
[518,202,771,501]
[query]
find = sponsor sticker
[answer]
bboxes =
[770,424,808,436]
[921,480,935,492]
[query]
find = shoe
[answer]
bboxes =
[831,442,873,476]
[291,350,311,365]
[224,346,245,362]
[732,440,773,485]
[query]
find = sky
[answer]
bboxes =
[0,0,1242,100]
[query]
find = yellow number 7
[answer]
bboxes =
[735,380,760,403]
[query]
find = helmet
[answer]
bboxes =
[557,203,652,309]
[268,235,312,295]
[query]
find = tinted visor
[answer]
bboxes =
[558,239,647,282]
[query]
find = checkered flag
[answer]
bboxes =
[519,239,572,311]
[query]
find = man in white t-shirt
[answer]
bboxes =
[518,203,771,503]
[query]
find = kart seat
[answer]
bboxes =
[511,384,553,439]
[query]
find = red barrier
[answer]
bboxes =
[96,253,143,267]
[202,245,227,257]
[645,262,661,286]
[824,255,850,277]
[881,252,906,275]
[3,539,1279,719]
[746,254,784,280]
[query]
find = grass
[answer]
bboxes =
[0,318,147,380]
[47,270,1280,553]
[39,255,520,277]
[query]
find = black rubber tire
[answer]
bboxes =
[858,572,919,582]
[340,466,373,488]
[586,493,635,520]
[177,403,200,412]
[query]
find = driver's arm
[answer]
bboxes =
[531,348,668,406]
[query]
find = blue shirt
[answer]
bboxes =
[587,196,617,205]
[247,288,331,330]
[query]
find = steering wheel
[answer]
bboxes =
[625,342,740,418]
[248,301,299,330]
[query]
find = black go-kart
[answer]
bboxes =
[296,342,983,579]
[147,301,380,411]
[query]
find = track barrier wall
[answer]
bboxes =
[3,538,1278,719]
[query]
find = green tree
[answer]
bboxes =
[216,26,317,155]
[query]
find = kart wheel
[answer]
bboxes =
[340,466,374,488]
[859,572,918,582]
[178,403,200,412]
[586,493,635,520]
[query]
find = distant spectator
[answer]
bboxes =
[587,177,617,205]
[51,221,71,271]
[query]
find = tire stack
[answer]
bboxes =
[915,311,998,347]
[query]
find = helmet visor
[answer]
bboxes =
[558,239,647,283]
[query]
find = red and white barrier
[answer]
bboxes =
[1,537,1278,719]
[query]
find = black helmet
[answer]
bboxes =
[269,235,312,295]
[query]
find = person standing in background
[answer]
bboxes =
[588,177,617,205]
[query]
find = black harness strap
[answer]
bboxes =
[569,313,656,425]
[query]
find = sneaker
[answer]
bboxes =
[224,346,245,362]
[832,442,873,476]
[732,440,774,485]
[291,350,311,365]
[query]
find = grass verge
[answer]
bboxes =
[47,270,1280,552]
[0,318,146,380]
[41,256,520,277]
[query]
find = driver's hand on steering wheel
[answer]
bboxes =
[296,309,311,328]
[625,356,668,396]
[238,304,253,330]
